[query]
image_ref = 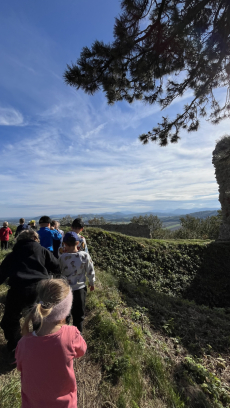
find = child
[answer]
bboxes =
[38,215,62,253]
[50,220,64,258]
[72,218,89,253]
[58,217,88,257]
[15,218,29,237]
[0,221,12,250]
[59,232,95,332]
[29,220,37,231]
[0,229,60,353]
[15,278,87,408]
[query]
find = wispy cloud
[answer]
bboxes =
[0,6,225,216]
[0,107,24,126]
[0,92,221,216]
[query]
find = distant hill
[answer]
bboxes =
[159,210,219,230]
[187,210,219,219]
[167,207,219,215]
[0,208,220,227]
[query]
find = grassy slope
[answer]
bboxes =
[2,268,230,408]
[0,230,230,407]
[83,227,230,308]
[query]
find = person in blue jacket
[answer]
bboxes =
[38,216,62,253]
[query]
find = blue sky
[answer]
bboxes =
[0,0,226,217]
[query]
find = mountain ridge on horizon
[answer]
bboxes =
[0,208,220,223]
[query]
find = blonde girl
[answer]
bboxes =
[15,278,87,408]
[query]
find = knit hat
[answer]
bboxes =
[39,216,51,224]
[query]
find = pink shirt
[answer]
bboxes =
[15,325,87,408]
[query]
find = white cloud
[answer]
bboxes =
[0,107,24,126]
[0,97,221,216]
[0,13,225,216]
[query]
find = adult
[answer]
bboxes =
[0,229,60,353]
[15,218,29,238]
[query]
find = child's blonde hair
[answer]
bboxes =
[22,279,70,336]
[3,221,8,227]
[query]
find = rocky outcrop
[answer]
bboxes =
[212,136,230,240]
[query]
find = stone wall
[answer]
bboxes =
[212,135,230,240]
[86,223,151,238]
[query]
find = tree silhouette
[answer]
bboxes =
[64,0,230,146]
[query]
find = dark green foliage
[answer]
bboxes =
[183,357,230,406]
[173,214,222,240]
[84,228,230,307]
[87,217,107,225]
[64,0,230,145]
[130,214,163,237]
[59,215,73,225]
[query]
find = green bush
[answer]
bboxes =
[84,228,230,307]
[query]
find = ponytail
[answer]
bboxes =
[21,278,70,336]
[22,302,53,336]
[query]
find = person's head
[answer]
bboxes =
[19,218,25,225]
[29,220,36,227]
[39,216,51,228]
[22,278,72,335]
[3,221,8,227]
[16,229,40,243]
[71,218,84,233]
[63,232,79,253]
[50,220,59,230]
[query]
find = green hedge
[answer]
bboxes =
[84,228,230,308]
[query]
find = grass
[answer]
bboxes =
[0,375,21,408]
[82,269,230,407]
[0,233,230,407]
[0,267,230,407]
[84,269,186,408]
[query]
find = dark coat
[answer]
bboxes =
[15,224,29,237]
[0,239,60,288]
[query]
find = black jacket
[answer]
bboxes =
[0,239,60,288]
[15,223,29,237]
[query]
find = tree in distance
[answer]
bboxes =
[88,217,107,225]
[174,212,222,239]
[59,215,73,225]
[64,0,230,146]
[131,214,163,236]
[130,212,222,239]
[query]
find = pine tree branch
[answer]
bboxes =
[134,0,167,44]
[65,0,230,145]
[213,0,225,26]
[134,0,212,46]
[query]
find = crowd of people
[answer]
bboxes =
[0,216,95,408]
